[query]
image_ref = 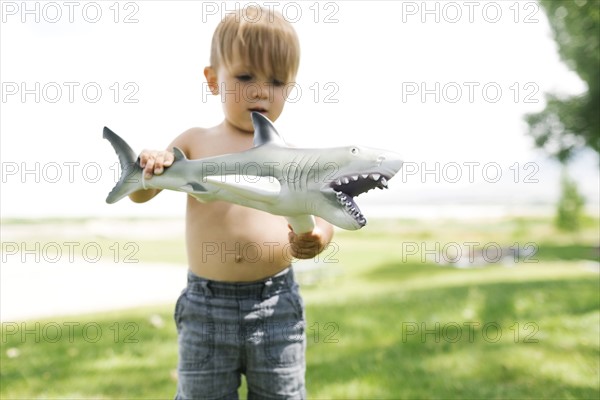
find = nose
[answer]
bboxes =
[248,82,270,100]
[376,155,386,166]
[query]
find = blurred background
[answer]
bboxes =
[1,0,598,219]
[1,1,598,399]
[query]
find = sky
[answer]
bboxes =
[1,0,598,219]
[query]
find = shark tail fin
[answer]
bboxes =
[103,126,144,204]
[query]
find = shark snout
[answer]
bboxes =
[377,150,403,177]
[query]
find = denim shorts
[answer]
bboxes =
[174,268,306,400]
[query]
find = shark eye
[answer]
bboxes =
[350,147,359,155]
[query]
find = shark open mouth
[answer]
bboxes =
[331,173,389,227]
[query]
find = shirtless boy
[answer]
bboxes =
[129,6,333,399]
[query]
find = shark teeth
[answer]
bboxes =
[332,173,389,194]
[334,191,366,227]
[331,173,391,227]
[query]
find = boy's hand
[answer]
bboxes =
[139,150,174,179]
[288,225,328,259]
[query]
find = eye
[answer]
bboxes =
[350,147,359,155]
[271,79,285,87]
[236,74,253,82]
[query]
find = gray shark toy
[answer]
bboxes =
[104,112,403,233]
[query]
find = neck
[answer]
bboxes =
[223,118,254,135]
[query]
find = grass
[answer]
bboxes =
[1,217,599,399]
[304,268,598,399]
[1,309,178,398]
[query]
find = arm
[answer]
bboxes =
[288,217,334,260]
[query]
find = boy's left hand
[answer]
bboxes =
[288,225,328,259]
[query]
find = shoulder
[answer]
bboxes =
[168,127,213,159]
[171,127,210,146]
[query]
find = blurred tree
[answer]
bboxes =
[525,0,599,162]
[555,169,586,231]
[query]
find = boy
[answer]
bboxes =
[129,6,334,399]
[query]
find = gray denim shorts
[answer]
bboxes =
[174,268,306,400]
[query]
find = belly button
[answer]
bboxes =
[235,255,243,263]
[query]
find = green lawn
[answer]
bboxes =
[1,217,599,399]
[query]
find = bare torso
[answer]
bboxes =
[177,123,293,281]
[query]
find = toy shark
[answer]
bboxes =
[104,112,403,233]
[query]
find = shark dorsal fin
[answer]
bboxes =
[252,112,286,147]
[172,147,187,161]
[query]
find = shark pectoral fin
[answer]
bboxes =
[204,175,281,204]
[286,215,316,234]
[179,182,216,203]
[179,182,207,193]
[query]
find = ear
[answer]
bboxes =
[204,66,219,95]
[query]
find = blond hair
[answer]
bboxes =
[210,6,300,83]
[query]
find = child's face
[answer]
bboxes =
[205,62,290,132]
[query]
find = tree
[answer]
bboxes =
[525,0,599,162]
[555,169,586,231]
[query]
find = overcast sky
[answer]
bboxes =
[1,1,598,219]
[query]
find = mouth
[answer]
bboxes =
[330,173,389,227]
[248,107,267,114]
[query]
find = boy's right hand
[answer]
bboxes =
[139,150,175,179]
